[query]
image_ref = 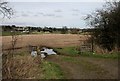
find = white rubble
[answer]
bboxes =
[31,51,37,57]
[41,48,57,55]
[41,53,46,58]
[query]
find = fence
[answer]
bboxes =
[79,40,94,53]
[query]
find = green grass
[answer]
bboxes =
[61,56,77,62]
[31,31,50,34]
[41,61,64,79]
[55,47,119,59]
[61,56,108,74]
[2,31,71,36]
[2,31,29,36]
[55,47,80,56]
[80,52,119,59]
[2,31,14,36]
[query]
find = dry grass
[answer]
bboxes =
[2,34,89,79]
[2,53,42,79]
[2,34,89,49]
[2,34,118,79]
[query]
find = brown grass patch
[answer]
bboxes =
[2,34,89,49]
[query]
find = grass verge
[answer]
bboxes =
[54,47,79,56]
[55,47,119,59]
[2,31,29,36]
[80,52,119,59]
[41,61,64,79]
[61,56,108,75]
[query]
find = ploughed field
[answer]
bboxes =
[2,34,89,50]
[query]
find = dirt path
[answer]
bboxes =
[45,55,118,79]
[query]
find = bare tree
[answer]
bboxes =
[0,0,13,19]
[0,0,15,79]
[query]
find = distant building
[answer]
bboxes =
[15,27,29,32]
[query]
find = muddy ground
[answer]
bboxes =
[45,55,118,79]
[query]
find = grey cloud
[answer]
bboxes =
[3,21,36,27]
[13,15,20,18]
[21,13,29,17]
[34,14,38,17]
[72,14,79,16]
[55,15,63,18]
[43,14,55,17]
[72,9,80,12]
[38,12,44,15]
[27,11,33,14]
[37,12,55,17]
[54,9,62,12]
[2,22,28,26]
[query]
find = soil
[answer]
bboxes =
[45,55,118,79]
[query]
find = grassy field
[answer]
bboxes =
[2,34,118,79]
[3,51,118,79]
[54,47,80,56]
[2,31,29,36]
[41,61,64,79]
[55,46,119,59]
[46,55,118,79]
[2,31,72,36]
[2,51,64,79]
[2,34,89,50]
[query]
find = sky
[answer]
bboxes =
[6,0,106,2]
[1,0,106,28]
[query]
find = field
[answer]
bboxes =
[2,34,89,50]
[2,34,118,79]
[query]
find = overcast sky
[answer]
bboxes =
[6,0,106,2]
[1,1,105,28]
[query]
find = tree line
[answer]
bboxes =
[2,25,83,34]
